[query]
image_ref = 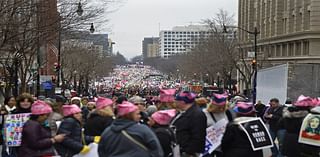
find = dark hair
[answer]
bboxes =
[16,93,34,112]
[4,96,15,105]
[270,98,279,103]
[30,115,40,120]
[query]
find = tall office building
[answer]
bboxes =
[238,0,320,65]
[159,25,211,58]
[142,37,159,58]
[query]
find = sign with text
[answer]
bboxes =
[238,118,273,151]
[201,118,228,156]
[298,114,320,147]
[5,113,31,147]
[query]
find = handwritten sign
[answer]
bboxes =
[238,118,273,151]
[5,113,31,147]
[201,118,228,156]
[299,114,320,147]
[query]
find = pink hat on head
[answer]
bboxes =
[117,101,138,116]
[151,109,176,125]
[62,104,82,117]
[160,89,176,103]
[295,95,319,107]
[31,100,52,115]
[96,97,113,110]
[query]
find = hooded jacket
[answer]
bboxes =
[98,118,164,157]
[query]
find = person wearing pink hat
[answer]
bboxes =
[203,93,232,157]
[55,104,100,157]
[158,89,176,110]
[149,109,177,157]
[84,97,114,136]
[221,101,263,157]
[281,95,320,157]
[18,100,65,157]
[98,101,163,157]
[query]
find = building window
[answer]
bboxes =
[303,41,309,55]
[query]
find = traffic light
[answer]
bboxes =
[251,59,257,66]
[54,62,60,73]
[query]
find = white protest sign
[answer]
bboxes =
[201,118,228,156]
[298,113,320,147]
[238,118,273,151]
[5,113,31,147]
[73,143,98,157]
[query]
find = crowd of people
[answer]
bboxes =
[0,89,319,157]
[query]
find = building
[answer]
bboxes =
[238,0,320,94]
[142,37,159,58]
[159,25,212,58]
[239,0,320,64]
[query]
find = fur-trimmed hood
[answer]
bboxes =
[283,107,309,118]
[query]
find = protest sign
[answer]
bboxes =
[201,118,228,156]
[298,114,320,146]
[238,118,273,151]
[73,143,98,157]
[5,113,31,147]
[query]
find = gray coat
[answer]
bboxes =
[98,119,164,157]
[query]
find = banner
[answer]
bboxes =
[73,143,98,157]
[5,113,31,147]
[201,118,228,156]
[238,118,273,151]
[298,114,320,146]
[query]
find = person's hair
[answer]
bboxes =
[4,96,15,105]
[270,98,279,103]
[30,115,40,120]
[16,93,34,109]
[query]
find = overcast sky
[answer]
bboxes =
[105,0,238,59]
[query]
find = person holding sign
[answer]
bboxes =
[202,93,231,157]
[55,104,99,157]
[221,101,263,157]
[18,100,65,157]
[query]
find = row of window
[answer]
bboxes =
[163,31,210,34]
[163,42,199,44]
[164,49,186,51]
[164,45,191,48]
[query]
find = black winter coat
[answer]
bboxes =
[84,110,114,136]
[18,120,54,157]
[264,105,284,132]
[153,125,174,157]
[221,117,263,157]
[171,104,207,154]
[55,117,94,157]
[282,107,320,157]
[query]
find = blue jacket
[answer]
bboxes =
[98,119,164,157]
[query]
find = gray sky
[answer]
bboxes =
[107,0,238,59]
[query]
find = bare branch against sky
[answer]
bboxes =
[102,0,238,59]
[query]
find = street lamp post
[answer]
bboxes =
[217,72,221,88]
[224,25,259,104]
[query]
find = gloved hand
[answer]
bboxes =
[94,136,101,143]
[80,145,90,154]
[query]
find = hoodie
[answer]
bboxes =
[98,119,164,157]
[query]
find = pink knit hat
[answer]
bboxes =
[96,97,113,110]
[31,100,53,115]
[117,101,138,116]
[160,89,176,103]
[294,95,320,107]
[62,104,82,117]
[151,109,176,125]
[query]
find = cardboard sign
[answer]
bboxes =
[238,118,273,151]
[201,118,228,156]
[73,143,98,157]
[298,114,320,146]
[5,113,31,147]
